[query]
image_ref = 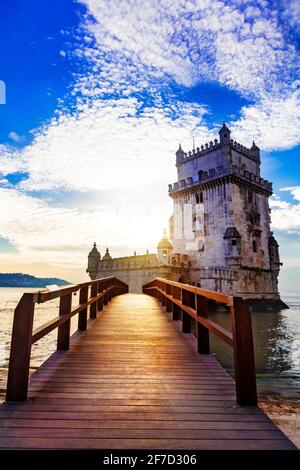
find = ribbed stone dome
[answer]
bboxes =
[223,227,241,239]
[157,229,173,249]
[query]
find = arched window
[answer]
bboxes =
[252,240,257,252]
[198,170,203,181]
[195,192,203,204]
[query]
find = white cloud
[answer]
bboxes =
[8,131,22,142]
[282,0,300,32]
[79,0,298,94]
[0,186,171,267]
[270,191,300,233]
[12,97,209,192]
[231,91,300,150]
[280,186,300,201]
[76,0,300,150]
[0,145,26,175]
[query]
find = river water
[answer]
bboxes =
[0,287,299,398]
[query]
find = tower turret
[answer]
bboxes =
[103,248,112,260]
[269,233,280,270]
[86,242,101,279]
[250,141,260,159]
[219,122,231,145]
[176,144,185,166]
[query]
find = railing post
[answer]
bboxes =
[97,282,103,312]
[172,286,181,320]
[108,281,113,301]
[78,285,89,331]
[103,281,109,305]
[196,294,210,354]
[231,297,257,406]
[165,283,172,312]
[161,282,166,307]
[6,293,35,402]
[157,281,162,303]
[181,288,193,333]
[90,283,98,319]
[57,293,72,350]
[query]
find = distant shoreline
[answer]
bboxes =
[0,273,70,288]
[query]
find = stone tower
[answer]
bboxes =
[168,123,284,307]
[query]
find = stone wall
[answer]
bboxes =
[96,266,178,293]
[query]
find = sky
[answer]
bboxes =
[0,0,299,292]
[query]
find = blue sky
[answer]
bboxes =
[0,0,299,292]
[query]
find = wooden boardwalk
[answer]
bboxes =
[0,293,296,450]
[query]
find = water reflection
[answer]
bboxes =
[210,296,300,378]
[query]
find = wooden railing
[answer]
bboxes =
[143,278,257,406]
[6,277,128,402]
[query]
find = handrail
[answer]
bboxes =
[6,276,128,402]
[143,277,257,406]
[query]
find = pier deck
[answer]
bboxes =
[0,293,296,450]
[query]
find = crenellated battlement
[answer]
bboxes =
[98,253,158,270]
[169,165,272,195]
[176,127,260,168]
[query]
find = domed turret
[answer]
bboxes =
[86,242,101,279]
[223,227,241,265]
[223,227,241,239]
[157,229,173,265]
[102,248,112,260]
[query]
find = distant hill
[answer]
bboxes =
[0,273,70,288]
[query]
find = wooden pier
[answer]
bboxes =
[0,277,296,450]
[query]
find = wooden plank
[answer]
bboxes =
[0,437,295,450]
[0,404,263,414]
[0,427,286,440]
[0,418,277,430]
[0,411,270,422]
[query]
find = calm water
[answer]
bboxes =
[0,288,299,395]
